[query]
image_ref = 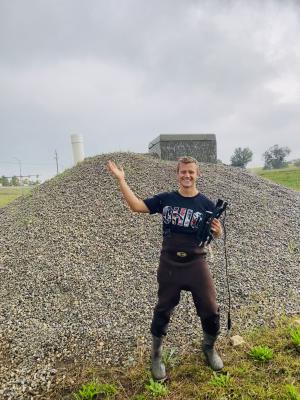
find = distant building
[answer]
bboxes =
[148,134,217,163]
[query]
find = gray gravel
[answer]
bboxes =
[0,152,299,399]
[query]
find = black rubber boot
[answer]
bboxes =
[202,332,224,371]
[151,335,166,381]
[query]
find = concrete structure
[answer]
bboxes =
[148,134,217,163]
[71,134,85,165]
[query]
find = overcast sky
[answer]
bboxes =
[1,0,300,181]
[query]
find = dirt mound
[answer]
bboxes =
[0,152,299,398]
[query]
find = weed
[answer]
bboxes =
[23,218,33,229]
[125,355,135,367]
[209,372,232,387]
[286,384,300,400]
[73,381,118,400]
[162,347,178,367]
[249,345,274,362]
[288,240,298,254]
[145,378,168,397]
[290,327,300,350]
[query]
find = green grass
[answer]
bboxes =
[47,315,300,400]
[73,381,118,399]
[0,187,32,207]
[145,378,169,397]
[209,371,232,387]
[290,326,300,351]
[249,345,274,362]
[286,384,300,400]
[250,164,300,191]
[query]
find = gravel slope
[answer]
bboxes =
[0,152,299,398]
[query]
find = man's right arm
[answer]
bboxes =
[118,177,150,213]
[107,160,150,213]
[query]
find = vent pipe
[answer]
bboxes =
[71,134,85,165]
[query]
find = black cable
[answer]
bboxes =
[222,209,232,333]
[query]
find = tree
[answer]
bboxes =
[230,147,253,168]
[0,175,9,186]
[11,176,19,186]
[263,145,291,169]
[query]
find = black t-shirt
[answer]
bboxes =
[143,191,215,237]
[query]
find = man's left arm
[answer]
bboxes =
[211,218,222,238]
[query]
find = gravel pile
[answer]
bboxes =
[0,152,299,399]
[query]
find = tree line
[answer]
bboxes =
[230,145,300,169]
[0,175,40,186]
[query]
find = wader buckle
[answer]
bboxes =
[176,251,187,258]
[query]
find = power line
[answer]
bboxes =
[13,157,22,184]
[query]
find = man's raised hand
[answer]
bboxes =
[106,160,149,213]
[107,160,125,181]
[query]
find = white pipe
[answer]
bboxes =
[71,134,85,165]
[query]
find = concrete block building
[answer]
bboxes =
[148,134,217,163]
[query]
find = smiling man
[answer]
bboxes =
[107,156,223,380]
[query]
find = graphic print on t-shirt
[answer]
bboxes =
[163,206,203,229]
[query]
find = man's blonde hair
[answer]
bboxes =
[176,156,200,174]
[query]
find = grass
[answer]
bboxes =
[286,384,300,400]
[46,315,300,399]
[209,371,232,387]
[249,345,274,362]
[0,186,32,207]
[145,378,169,397]
[249,164,300,191]
[290,326,300,351]
[162,347,179,368]
[73,381,118,399]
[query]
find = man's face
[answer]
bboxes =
[177,162,199,189]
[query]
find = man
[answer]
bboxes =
[107,156,223,380]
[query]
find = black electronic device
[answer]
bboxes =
[196,199,228,247]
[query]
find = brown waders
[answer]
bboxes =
[150,233,223,379]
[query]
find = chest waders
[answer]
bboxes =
[151,200,231,381]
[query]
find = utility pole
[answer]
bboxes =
[13,157,22,186]
[54,150,59,174]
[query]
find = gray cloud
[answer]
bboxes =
[1,0,300,180]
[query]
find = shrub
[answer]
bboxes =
[162,347,178,367]
[145,378,168,397]
[209,372,232,387]
[249,345,274,362]
[286,384,300,400]
[290,327,300,351]
[73,381,118,400]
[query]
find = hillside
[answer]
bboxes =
[255,166,300,191]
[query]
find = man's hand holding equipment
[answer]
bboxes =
[196,199,228,246]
